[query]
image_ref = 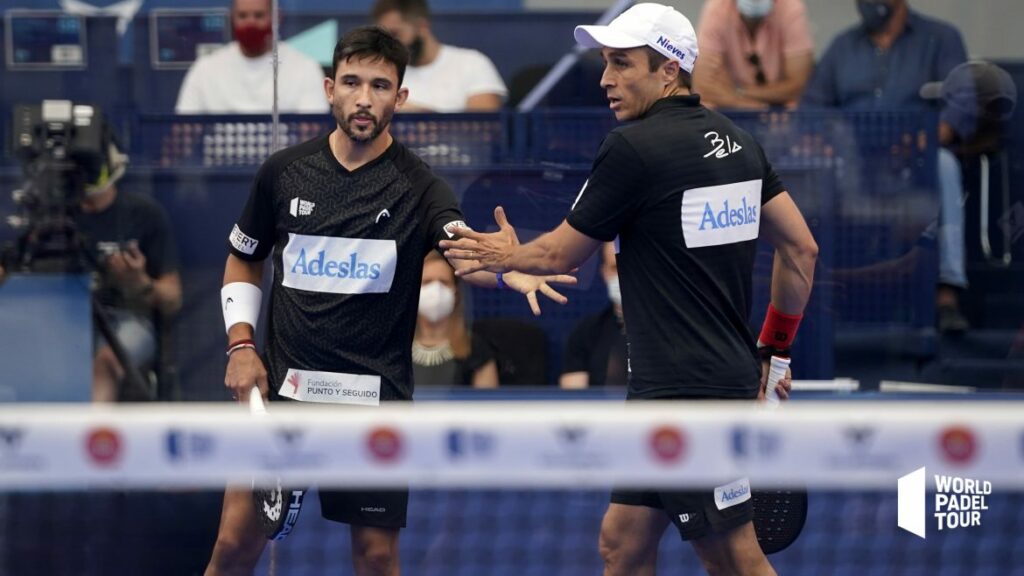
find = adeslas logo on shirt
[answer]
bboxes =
[681,179,762,248]
[282,234,396,294]
[291,249,382,280]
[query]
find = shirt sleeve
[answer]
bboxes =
[141,200,179,278]
[175,63,204,114]
[780,0,814,55]
[800,39,840,108]
[295,58,330,113]
[936,24,968,80]
[566,132,646,242]
[227,159,277,261]
[421,176,467,253]
[695,0,728,56]
[758,143,786,205]
[464,50,508,99]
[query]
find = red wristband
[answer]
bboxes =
[758,304,802,349]
[226,339,257,357]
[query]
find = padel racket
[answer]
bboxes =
[752,356,808,555]
[249,390,307,541]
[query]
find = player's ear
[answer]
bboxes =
[395,86,409,109]
[662,60,680,89]
[323,77,335,104]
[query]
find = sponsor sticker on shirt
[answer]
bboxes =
[230,224,259,255]
[680,179,762,248]
[279,368,382,406]
[282,234,396,294]
[714,477,752,510]
[442,220,470,239]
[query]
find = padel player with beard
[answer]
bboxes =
[206,26,574,576]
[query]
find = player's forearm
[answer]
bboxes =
[769,244,817,315]
[223,255,264,342]
[508,232,575,275]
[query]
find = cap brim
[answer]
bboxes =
[574,24,646,50]
[919,81,944,100]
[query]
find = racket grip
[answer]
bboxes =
[765,355,791,408]
[249,387,267,416]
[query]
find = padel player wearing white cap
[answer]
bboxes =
[441,4,819,574]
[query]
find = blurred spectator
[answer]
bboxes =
[175,0,328,114]
[372,0,508,112]
[560,243,627,389]
[77,143,181,402]
[802,0,970,332]
[693,0,814,109]
[413,252,498,387]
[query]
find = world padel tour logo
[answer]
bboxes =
[85,427,122,467]
[898,467,992,538]
[367,427,403,463]
[649,426,686,464]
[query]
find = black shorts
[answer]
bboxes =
[270,381,410,530]
[610,482,754,541]
[612,393,757,541]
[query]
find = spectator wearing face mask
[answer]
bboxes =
[693,0,814,109]
[175,0,328,114]
[372,0,507,112]
[559,243,628,389]
[413,252,499,387]
[803,0,970,333]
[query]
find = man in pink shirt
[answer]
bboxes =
[694,0,814,109]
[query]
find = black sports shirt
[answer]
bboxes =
[227,135,465,401]
[567,95,786,399]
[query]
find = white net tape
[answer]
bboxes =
[0,401,1020,490]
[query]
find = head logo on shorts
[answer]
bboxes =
[939,426,977,465]
[681,179,762,248]
[367,427,403,463]
[649,425,686,464]
[282,234,397,294]
[85,427,122,467]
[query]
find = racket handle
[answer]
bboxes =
[765,355,791,408]
[249,387,267,416]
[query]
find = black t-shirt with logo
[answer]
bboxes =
[74,191,179,316]
[228,135,465,401]
[567,95,785,399]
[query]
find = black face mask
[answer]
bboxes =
[857,0,894,34]
[408,35,425,66]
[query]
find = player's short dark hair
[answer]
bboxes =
[332,26,410,86]
[371,0,431,22]
[646,48,693,90]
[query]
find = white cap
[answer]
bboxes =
[574,3,699,73]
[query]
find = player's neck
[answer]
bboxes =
[330,130,393,172]
[869,4,908,50]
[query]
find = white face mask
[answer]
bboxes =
[737,0,774,18]
[606,277,622,307]
[418,280,456,323]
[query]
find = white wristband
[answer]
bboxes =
[221,282,262,334]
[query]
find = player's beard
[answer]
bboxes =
[335,105,393,144]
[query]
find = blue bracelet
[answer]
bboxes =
[496,272,507,290]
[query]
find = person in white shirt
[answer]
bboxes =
[175,0,328,114]
[372,0,507,112]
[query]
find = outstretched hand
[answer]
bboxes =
[502,270,577,316]
[441,206,519,275]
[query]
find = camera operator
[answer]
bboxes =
[78,143,181,402]
[2,140,182,402]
